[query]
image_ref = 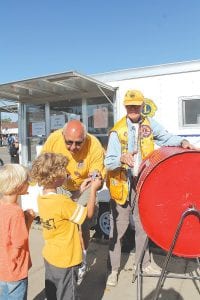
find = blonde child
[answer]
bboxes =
[30,152,102,300]
[0,164,35,299]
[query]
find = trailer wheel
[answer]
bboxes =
[93,202,110,239]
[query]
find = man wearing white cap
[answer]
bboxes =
[105,89,195,286]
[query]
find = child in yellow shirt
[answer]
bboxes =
[30,152,102,300]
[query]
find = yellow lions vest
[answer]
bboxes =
[107,116,154,205]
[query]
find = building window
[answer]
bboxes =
[87,97,114,149]
[180,97,200,127]
[50,97,114,149]
[50,99,82,132]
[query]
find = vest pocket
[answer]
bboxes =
[107,169,128,204]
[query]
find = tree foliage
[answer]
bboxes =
[1,117,12,122]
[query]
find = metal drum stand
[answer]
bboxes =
[133,205,200,300]
[132,147,200,300]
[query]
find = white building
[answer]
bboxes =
[93,60,200,146]
[0,59,200,166]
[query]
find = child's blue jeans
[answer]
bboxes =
[0,278,28,299]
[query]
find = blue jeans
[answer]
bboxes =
[0,278,28,300]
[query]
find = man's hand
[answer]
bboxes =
[88,170,104,190]
[181,139,200,150]
[120,151,137,167]
[88,170,101,179]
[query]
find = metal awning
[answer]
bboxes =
[0,71,116,104]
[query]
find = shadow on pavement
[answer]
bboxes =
[32,288,46,300]
[78,238,108,300]
[144,288,184,300]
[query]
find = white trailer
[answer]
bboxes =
[93,59,200,146]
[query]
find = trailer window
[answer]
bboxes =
[181,98,200,127]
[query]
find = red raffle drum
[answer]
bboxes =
[137,146,200,258]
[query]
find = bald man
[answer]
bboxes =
[42,120,105,284]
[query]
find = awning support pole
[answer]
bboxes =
[97,85,114,106]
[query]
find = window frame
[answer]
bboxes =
[179,96,200,128]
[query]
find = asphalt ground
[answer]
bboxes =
[28,226,200,300]
[0,145,11,164]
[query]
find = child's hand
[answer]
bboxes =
[80,178,92,193]
[90,176,102,191]
[24,209,35,217]
[24,209,36,229]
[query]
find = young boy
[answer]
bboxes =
[30,152,102,300]
[0,164,35,300]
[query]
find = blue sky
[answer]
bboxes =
[1,0,200,121]
[1,0,200,84]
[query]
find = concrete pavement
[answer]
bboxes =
[28,226,200,300]
[0,145,10,164]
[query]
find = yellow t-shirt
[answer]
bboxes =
[42,129,105,190]
[38,193,87,268]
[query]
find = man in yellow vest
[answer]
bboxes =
[105,89,195,286]
[42,119,105,284]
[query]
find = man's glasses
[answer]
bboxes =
[64,140,84,146]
